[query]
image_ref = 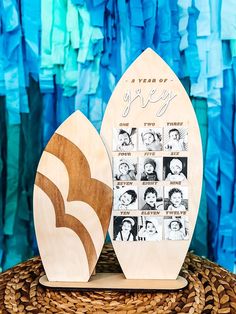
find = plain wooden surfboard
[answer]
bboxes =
[100,48,203,280]
[33,111,113,282]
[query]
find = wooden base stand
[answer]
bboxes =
[39,273,188,291]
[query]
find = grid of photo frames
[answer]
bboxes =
[112,127,190,242]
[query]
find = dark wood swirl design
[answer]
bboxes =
[35,172,97,274]
[44,133,112,236]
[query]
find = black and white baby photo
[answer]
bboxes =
[164,216,189,240]
[163,157,187,181]
[164,186,188,211]
[113,157,138,181]
[113,216,138,241]
[139,186,164,211]
[113,128,137,152]
[138,128,163,151]
[164,127,188,151]
[137,216,163,241]
[139,157,162,181]
[113,186,138,210]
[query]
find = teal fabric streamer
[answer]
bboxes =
[217,68,235,269]
[19,78,43,257]
[232,58,236,273]
[21,0,41,79]
[157,0,172,66]
[191,97,208,257]
[117,0,131,73]
[24,78,43,255]
[205,102,221,257]
[88,0,106,27]
[4,122,20,236]
[181,77,208,257]
[56,85,75,126]
[185,4,200,83]
[3,77,43,269]
[0,4,6,96]
[170,1,182,76]
[42,93,57,147]
[178,0,190,52]
[230,40,236,57]
[221,0,236,40]
[1,0,29,124]
[129,0,143,61]
[0,97,6,272]
[195,0,210,37]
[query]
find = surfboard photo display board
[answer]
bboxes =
[37,48,202,290]
[100,48,203,282]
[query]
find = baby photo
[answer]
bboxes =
[164,127,188,151]
[164,217,189,240]
[137,217,163,241]
[164,186,188,211]
[139,157,162,181]
[138,128,163,151]
[113,186,138,210]
[139,186,164,211]
[113,128,137,152]
[113,216,138,241]
[113,157,138,181]
[163,157,187,181]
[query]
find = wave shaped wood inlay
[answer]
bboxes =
[45,133,112,236]
[35,172,97,273]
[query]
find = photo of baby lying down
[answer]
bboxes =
[138,128,163,151]
[137,217,163,241]
[113,186,138,210]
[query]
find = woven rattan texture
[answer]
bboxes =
[0,244,236,314]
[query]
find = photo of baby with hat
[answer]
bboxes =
[140,157,162,181]
[113,157,138,181]
[164,217,189,240]
[114,216,138,241]
[138,128,163,151]
[163,157,187,181]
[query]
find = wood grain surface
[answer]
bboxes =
[34,111,113,282]
[100,48,203,280]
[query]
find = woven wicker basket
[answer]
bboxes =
[0,244,235,313]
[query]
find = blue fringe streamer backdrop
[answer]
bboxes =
[0,0,235,273]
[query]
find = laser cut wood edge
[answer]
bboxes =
[39,273,188,290]
[33,110,113,282]
[100,48,203,280]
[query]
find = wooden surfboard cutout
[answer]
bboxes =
[100,48,203,280]
[33,110,113,282]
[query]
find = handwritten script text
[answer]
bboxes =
[123,88,177,117]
